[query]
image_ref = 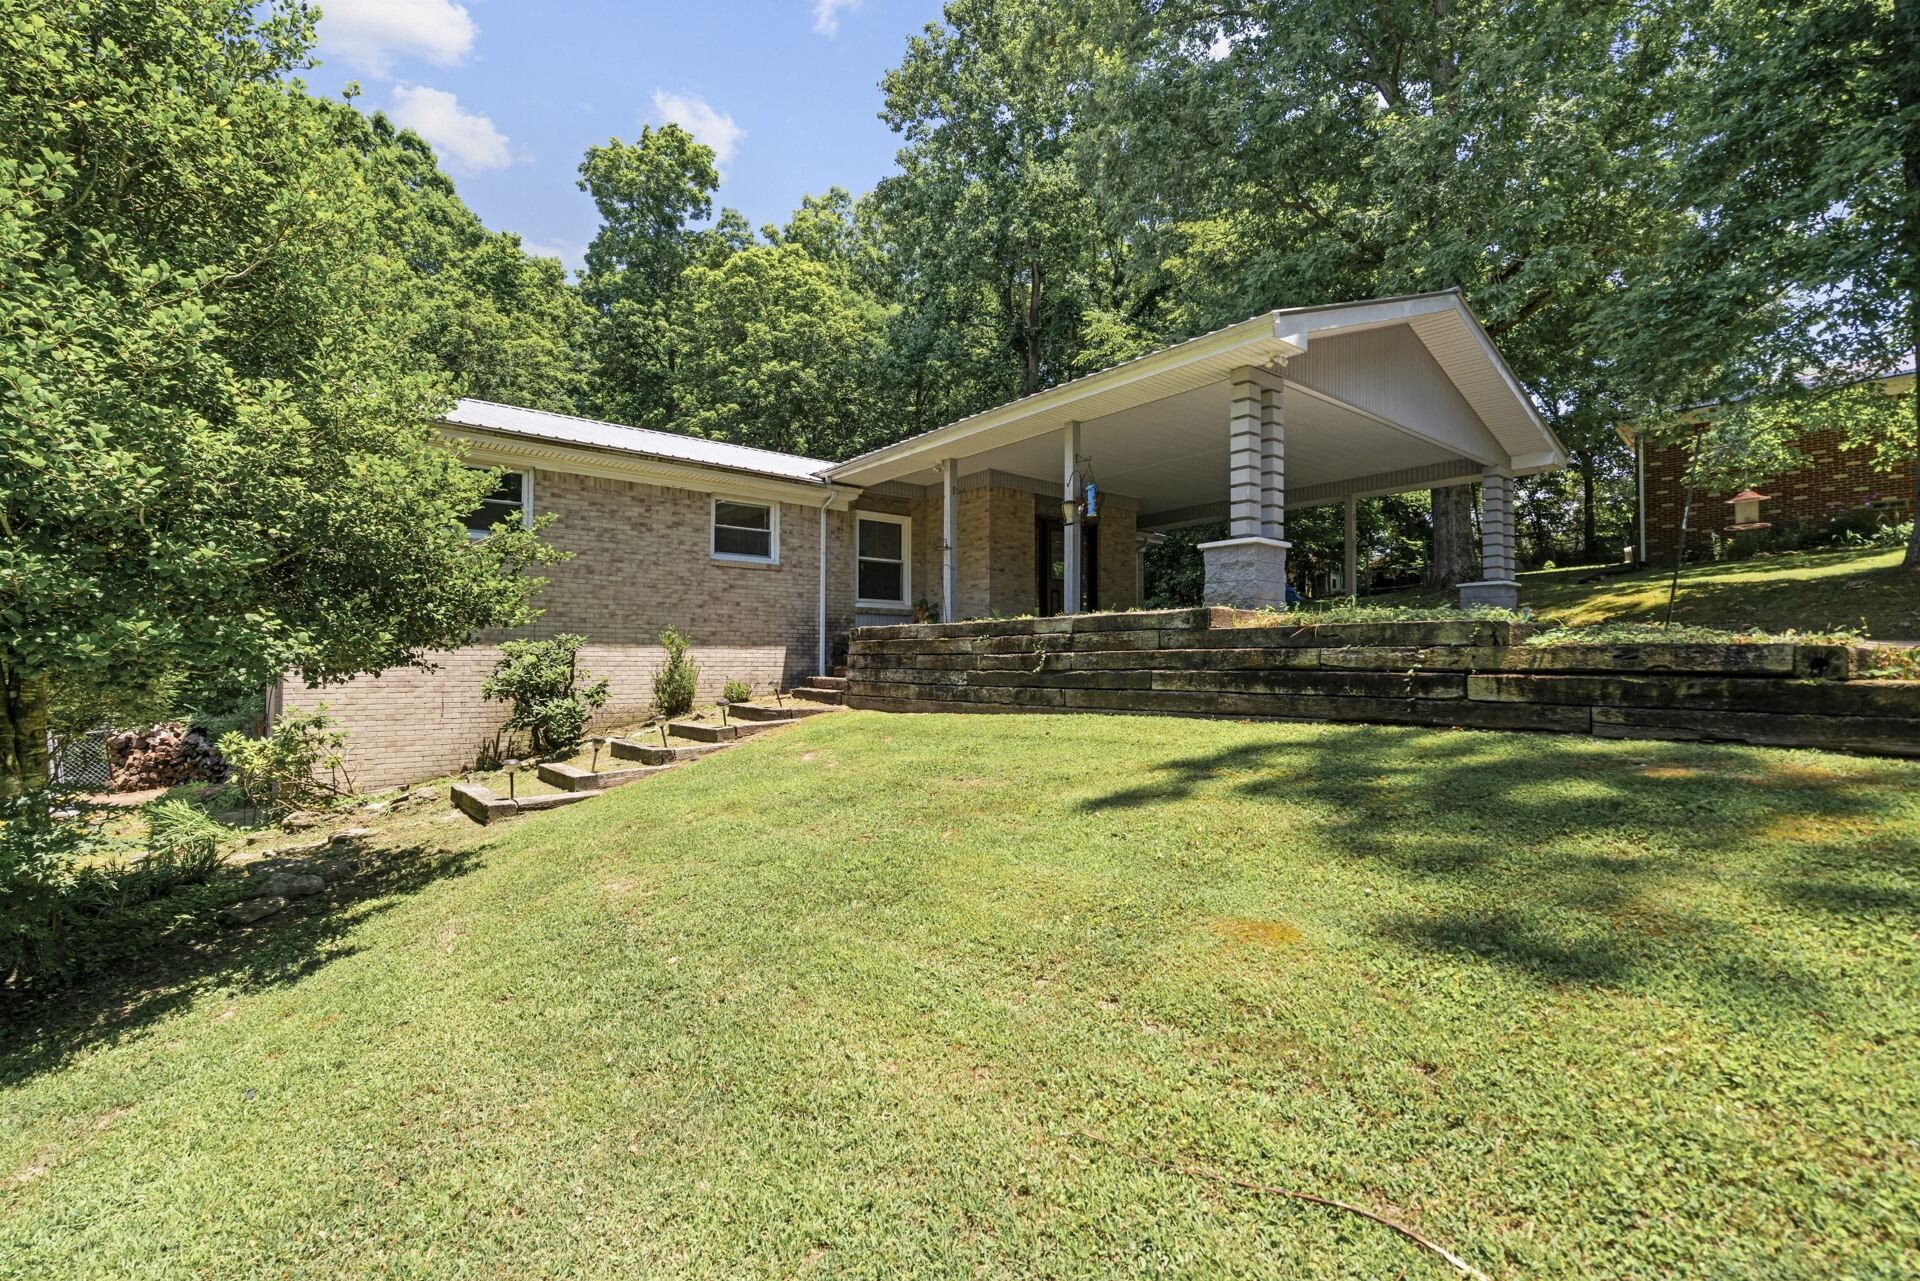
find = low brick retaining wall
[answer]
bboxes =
[845,609,1920,757]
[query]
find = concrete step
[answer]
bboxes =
[792,687,845,705]
[451,782,598,825]
[608,737,727,766]
[808,675,849,691]
[536,762,667,792]
[667,720,737,743]
[730,701,831,722]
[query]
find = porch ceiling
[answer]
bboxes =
[879,381,1466,512]
[827,290,1566,508]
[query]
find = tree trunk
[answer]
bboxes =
[1427,485,1478,587]
[1,664,51,797]
[1900,0,1919,569]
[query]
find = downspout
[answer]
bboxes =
[817,482,838,676]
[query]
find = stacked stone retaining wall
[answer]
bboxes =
[845,609,1920,758]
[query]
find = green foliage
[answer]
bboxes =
[677,244,890,457]
[652,627,699,719]
[480,635,611,753]
[576,126,725,426]
[218,709,351,812]
[1523,622,1860,648]
[0,0,564,791]
[721,679,753,704]
[0,792,234,987]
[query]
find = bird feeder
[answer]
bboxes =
[1726,489,1771,532]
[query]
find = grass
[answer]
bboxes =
[1339,545,1920,639]
[4,712,1918,1278]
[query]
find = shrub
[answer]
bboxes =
[722,678,752,703]
[481,635,611,753]
[218,708,352,812]
[653,627,699,718]
[0,794,235,987]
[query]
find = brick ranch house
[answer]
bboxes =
[1622,370,1916,566]
[280,289,1565,787]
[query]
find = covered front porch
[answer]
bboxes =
[828,290,1564,619]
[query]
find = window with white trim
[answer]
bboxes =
[464,468,531,537]
[712,498,777,563]
[855,512,911,607]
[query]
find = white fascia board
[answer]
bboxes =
[448,429,859,509]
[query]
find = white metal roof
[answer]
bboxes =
[441,399,833,483]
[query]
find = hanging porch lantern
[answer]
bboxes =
[1726,489,1771,532]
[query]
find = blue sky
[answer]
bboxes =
[304,0,946,271]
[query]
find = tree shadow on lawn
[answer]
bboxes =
[0,843,484,1087]
[1079,724,1916,1006]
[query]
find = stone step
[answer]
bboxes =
[536,762,667,792]
[730,700,831,721]
[792,687,845,705]
[608,736,727,766]
[832,665,848,678]
[808,675,850,691]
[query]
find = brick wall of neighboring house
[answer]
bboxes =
[1641,427,1914,564]
[281,465,850,789]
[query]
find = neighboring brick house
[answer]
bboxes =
[280,292,1563,788]
[1623,373,1915,565]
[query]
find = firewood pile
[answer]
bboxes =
[107,724,230,791]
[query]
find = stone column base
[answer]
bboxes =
[1198,536,1291,609]
[1457,579,1520,610]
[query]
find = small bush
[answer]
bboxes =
[481,635,610,753]
[218,708,352,813]
[653,627,699,719]
[0,794,237,987]
[722,678,752,703]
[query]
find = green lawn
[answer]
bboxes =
[5,712,1918,1278]
[1352,545,1920,639]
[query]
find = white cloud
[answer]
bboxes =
[390,85,511,172]
[651,90,744,168]
[812,0,861,36]
[319,0,476,74]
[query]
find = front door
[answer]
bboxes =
[1034,517,1099,615]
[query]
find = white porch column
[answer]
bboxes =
[1199,368,1290,609]
[1261,383,1285,542]
[1343,494,1358,597]
[941,457,958,622]
[1062,421,1082,614]
[1458,468,1520,609]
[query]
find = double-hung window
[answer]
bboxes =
[712,498,778,563]
[465,468,531,537]
[855,512,911,607]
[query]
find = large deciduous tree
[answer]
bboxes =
[0,0,557,794]
[575,126,723,428]
[676,243,890,458]
[1092,0,1692,580]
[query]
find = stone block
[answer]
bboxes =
[1198,536,1290,610]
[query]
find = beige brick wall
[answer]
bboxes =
[282,466,846,789]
